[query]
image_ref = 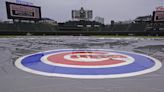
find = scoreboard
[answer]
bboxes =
[72,7,92,20]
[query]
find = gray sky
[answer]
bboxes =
[24,0,163,23]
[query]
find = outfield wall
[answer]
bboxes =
[0,23,163,36]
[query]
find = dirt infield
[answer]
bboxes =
[0,36,164,92]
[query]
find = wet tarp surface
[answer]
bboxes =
[0,36,164,92]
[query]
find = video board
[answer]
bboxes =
[6,2,41,20]
[153,11,164,22]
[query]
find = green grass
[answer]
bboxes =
[0,35,164,38]
[0,35,17,38]
[94,35,164,38]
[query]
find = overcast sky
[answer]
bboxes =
[23,0,163,23]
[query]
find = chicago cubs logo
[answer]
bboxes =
[15,49,162,79]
